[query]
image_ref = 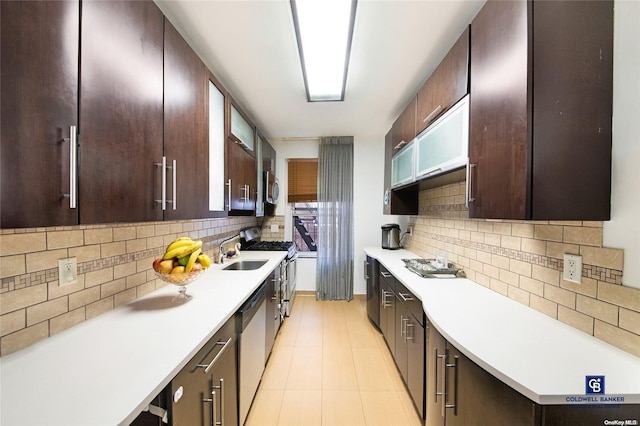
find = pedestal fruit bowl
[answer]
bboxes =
[152,237,212,302]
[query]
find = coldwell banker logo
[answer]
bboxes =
[586,375,605,394]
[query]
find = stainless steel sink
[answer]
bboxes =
[222,260,268,271]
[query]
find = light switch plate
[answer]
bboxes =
[58,257,78,287]
[270,224,279,232]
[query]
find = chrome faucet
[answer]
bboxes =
[218,234,240,264]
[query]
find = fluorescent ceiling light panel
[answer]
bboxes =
[291,0,357,102]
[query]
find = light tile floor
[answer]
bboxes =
[245,293,422,426]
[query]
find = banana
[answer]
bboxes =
[163,240,203,260]
[165,238,194,253]
[185,248,202,272]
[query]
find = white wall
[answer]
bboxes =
[603,0,640,289]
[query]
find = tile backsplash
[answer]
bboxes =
[0,217,256,356]
[403,181,640,358]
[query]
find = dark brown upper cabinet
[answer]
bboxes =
[163,19,210,220]
[79,0,164,224]
[391,98,417,157]
[227,100,256,215]
[416,26,469,136]
[469,0,613,220]
[1,1,80,228]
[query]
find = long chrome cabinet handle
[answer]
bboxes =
[211,378,224,425]
[405,321,414,341]
[196,338,233,374]
[423,104,444,124]
[171,159,177,210]
[203,389,216,426]
[225,179,231,210]
[444,352,458,415]
[467,163,477,204]
[67,126,77,208]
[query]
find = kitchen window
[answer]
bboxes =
[288,158,319,256]
[292,202,318,255]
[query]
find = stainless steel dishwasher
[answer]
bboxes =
[237,283,266,425]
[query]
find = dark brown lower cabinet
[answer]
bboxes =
[426,321,640,426]
[379,267,396,359]
[427,321,537,426]
[169,318,238,426]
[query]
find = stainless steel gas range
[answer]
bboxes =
[240,227,298,317]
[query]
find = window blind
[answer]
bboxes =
[288,158,318,202]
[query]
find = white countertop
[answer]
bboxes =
[365,247,640,405]
[0,251,286,426]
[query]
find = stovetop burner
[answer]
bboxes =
[242,240,297,259]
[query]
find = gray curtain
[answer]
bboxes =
[316,136,354,300]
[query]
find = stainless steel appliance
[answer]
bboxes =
[365,255,380,330]
[240,227,298,317]
[381,223,401,249]
[237,284,266,425]
[264,171,279,205]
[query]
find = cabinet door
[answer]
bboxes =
[209,336,238,426]
[379,272,396,358]
[530,0,613,220]
[391,98,416,156]
[230,105,255,152]
[407,315,425,419]
[445,344,537,426]
[395,299,409,380]
[79,0,164,224]
[1,1,79,228]
[383,130,418,215]
[208,76,228,216]
[469,0,529,220]
[391,141,415,188]
[227,139,256,214]
[163,19,208,220]
[416,26,469,135]
[426,321,446,426]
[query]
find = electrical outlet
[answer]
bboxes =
[563,254,582,284]
[270,224,279,233]
[407,226,413,235]
[58,257,77,287]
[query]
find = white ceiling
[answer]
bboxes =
[154,0,486,142]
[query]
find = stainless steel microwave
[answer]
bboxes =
[264,171,279,205]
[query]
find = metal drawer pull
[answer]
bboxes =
[423,104,444,124]
[434,348,444,403]
[62,126,78,209]
[211,378,224,425]
[380,271,392,278]
[197,338,233,374]
[225,179,231,210]
[468,163,477,204]
[154,156,167,210]
[393,140,407,150]
[171,159,177,210]
[398,292,414,302]
[444,354,458,415]
[405,322,414,341]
